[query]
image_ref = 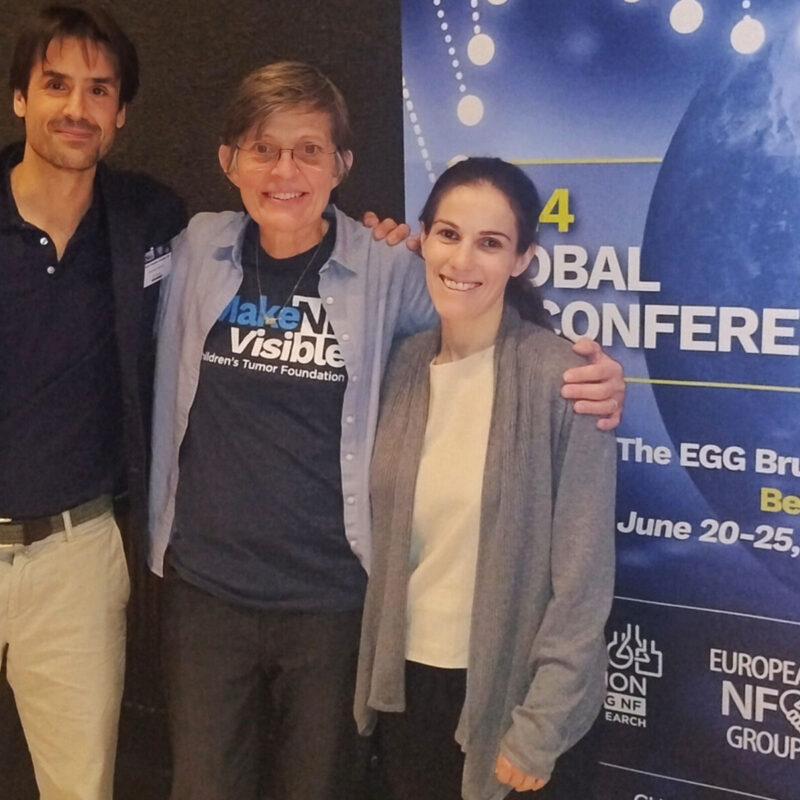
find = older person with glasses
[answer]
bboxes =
[148,61,624,800]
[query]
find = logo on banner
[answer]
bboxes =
[604,623,663,728]
[711,648,800,760]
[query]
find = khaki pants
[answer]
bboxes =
[0,509,130,800]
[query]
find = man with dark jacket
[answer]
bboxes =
[0,6,185,798]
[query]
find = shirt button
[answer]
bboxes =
[346,496,356,505]
[345,415,354,424]
[345,453,354,462]
[341,333,350,342]
[46,265,56,275]
[39,236,48,246]
[325,296,334,305]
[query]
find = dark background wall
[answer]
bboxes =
[0,0,407,219]
[0,2,404,796]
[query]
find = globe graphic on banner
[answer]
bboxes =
[641,35,800,522]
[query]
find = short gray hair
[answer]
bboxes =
[220,60,352,179]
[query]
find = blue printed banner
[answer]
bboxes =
[402,1,800,797]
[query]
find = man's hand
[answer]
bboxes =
[562,338,625,431]
[362,211,420,250]
[495,754,549,792]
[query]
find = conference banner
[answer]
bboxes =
[401,1,800,798]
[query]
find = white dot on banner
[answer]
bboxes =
[447,154,469,167]
[421,148,429,159]
[402,87,409,99]
[437,9,444,18]
[474,25,481,34]
[429,173,436,184]
[448,47,456,55]
[742,0,751,7]
[417,137,426,147]
[413,124,421,135]
[425,160,432,171]
[669,0,704,35]
[459,84,467,92]
[445,34,452,43]
[730,13,765,53]
[433,0,440,5]
[623,0,641,3]
[488,0,508,5]
[455,71,463,79]
[470,0,478,7]
[468,33,495,65]
[458,95,483,126]
[409,112,418,123]
[406,100,414,111]
[441,22,448,31]
[472,12,479,21]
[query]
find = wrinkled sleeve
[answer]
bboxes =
[499,398,616,780]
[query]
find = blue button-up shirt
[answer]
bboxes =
[148,206,435,576]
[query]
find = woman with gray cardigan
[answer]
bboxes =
[354,158,616,800]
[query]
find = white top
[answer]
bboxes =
[405,345,495,668]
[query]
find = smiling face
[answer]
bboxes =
[219,105,351,257]
[421,182,535,336]
[14,36,126,172]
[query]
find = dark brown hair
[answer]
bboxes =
[10,3,139,106]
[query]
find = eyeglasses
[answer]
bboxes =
[235,141,338,170]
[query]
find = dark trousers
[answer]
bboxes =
[377,661,467,800]
[377,661,599,800]
[162,572,366,800]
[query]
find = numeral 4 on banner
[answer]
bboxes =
[539,188,574,233]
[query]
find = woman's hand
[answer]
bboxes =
[494,754,549,792]
[362,211,419,249]
[562,338,625,431]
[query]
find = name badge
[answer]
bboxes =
[144,244,172,288]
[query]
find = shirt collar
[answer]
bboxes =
[327,205,360,275]
[225,205,347,273]
[0,141,103,238]
[0,142,27,232]
[228,213,251,268]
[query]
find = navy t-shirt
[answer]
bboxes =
[171,219,366,611]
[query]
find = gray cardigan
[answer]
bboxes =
[354,308,616,800]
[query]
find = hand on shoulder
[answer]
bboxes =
[362,210,420,250]
[561,338,625,431]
